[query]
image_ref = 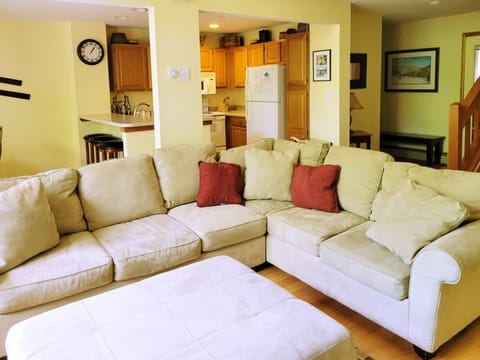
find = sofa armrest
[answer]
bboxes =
[408,220,480,353]
[412,220,480,283]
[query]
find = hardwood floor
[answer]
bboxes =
[258,265,480,360]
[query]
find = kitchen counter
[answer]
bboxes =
[80,113,154,132]
[225,110,245,117]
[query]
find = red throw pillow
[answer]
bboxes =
[290,164,341,212]
[197,161,244,207]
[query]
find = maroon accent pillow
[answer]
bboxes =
[290,164,341,213]
[197,161,244,207]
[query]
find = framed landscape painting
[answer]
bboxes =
[385,47,439,92]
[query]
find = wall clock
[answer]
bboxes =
[77,39,104,65]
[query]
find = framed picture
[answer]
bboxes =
[313,49,331,81]
[385,47,439,92]
[350,53,367,89]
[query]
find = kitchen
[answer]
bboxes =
[80,13,306,161]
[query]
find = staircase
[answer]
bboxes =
[448,77,480,171]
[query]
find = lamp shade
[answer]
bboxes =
[350,92,363,111]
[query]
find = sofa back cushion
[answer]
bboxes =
[218,138,274,173]
[244,148,299,201]
[324,146,393,219]
[0,178,59,273]
[153,143,217,209]
[372,161,480,221]
[78,154,166,231]
[409,166,480,221]
[0,168,86,234]
[273,139,331,166]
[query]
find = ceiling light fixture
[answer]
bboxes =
[428,1,440,5]
[132,8,148,12]
[209,24,220,29]
[114,15,129,20]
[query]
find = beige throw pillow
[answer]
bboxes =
[153,143,217,209]
[366,179,469,264]
[243,148,299,201]
[0,178,59,273]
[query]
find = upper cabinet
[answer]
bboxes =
[200,47,214,72]
[110,44,150,92]
[264,40,286,64]
[248,43,265,67]
[213,48,227,88]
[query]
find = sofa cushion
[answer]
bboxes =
[320,222,411,300]
[168,202,266,252]
[153,143,217,209]
[0,168,86,234]
[273,139,331,166]
[244,148,299,201]
[245,200,295,216]
[0,178,59,274]
[0,231,112,313]
[92,214,201,281]
[78,154,166,231]
[370,162,418,221]
[197,161,244,207]
[367,180,469,264]
[267,207,365,256]
[291,164,340,213]
[218,138,274,173]
[324,146,393,219]
[409,166,480,221]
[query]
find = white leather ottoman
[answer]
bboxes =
[6,256,356,360]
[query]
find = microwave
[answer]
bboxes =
[201,72,216,95]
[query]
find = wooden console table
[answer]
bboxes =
[380,131,445,165]
[350,130,371,149]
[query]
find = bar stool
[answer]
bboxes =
[83,133,112,164]
[98,140,124,161]
[88,135,121,163]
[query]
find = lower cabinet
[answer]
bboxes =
[226,116,246,148]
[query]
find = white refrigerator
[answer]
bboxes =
[245,64,286,143]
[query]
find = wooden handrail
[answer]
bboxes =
[448,77,480,171]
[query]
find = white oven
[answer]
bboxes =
[203,112,226,150]
[201,72,216,95]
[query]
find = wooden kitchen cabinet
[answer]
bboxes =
[264,40,286,64]
[248,43,264,66]
[286,32,309,140]
[200,47,214,71]
[231,46,248,88]
[213,48,227,88]
[226,116,246,148]
[110,44,150,92]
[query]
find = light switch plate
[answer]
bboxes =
[178,67,190,81]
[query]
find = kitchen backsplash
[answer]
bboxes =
[204,88,245,111]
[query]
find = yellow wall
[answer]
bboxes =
[0,20,79,177]
[382,11,480,158]
[0,0,351,177]
[350,9,383,150]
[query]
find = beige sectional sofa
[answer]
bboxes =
[1,138,480,358]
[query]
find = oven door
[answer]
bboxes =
[210,115,226,150]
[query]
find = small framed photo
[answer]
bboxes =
[313,49,331,81]
[385,47,439,92]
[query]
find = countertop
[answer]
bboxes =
[225,110,245,117]
[80,113,154,129]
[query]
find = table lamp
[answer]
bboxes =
[350,92,363,133]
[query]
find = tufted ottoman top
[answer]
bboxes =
[6,256,355,360]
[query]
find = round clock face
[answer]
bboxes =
[77,39,104,65]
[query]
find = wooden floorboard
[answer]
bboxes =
[258,265,480,360]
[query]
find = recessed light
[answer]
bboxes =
[209,24,220,29]
[114,15,129,20]
[132,8,148,13]
[428,1,440,5]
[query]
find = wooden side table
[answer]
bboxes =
[350,130,372,149]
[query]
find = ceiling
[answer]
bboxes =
[0,0,480,31]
